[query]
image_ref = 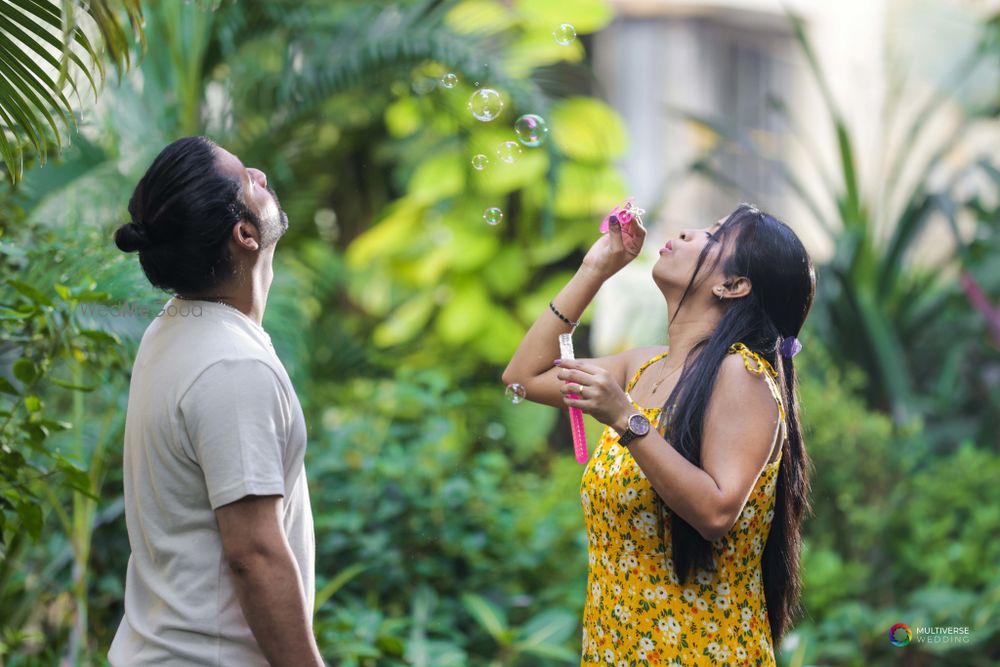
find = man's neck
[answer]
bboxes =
[178,271,271,327]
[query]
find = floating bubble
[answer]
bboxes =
[468,88,503,121]
[471,154,489,170]
[441,72,458,89]
[505,383,526,404]
[411,76,437,95]
[514,114,549,147]
[553,23,576,45]
[497,141,522,164]
[484,207,504,226]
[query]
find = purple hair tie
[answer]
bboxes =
[780,336,803,358]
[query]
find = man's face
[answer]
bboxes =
[214,146,289,248]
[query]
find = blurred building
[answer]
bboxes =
[588,0,997,354]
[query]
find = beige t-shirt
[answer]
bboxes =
[109,297,314,666]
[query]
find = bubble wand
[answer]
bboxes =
[559,333,589,464]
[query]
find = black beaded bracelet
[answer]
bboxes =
[549,301,579,330]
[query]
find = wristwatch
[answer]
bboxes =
[618,413,651,447]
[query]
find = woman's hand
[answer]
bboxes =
[556,359,633,431]
[580,216,646,280]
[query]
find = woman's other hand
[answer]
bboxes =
[581,216,646,280]
[556,359,633,431]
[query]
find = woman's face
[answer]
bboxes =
[652,217,729,295]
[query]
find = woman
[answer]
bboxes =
[503,203,815,666]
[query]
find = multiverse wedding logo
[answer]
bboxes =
[889,624,911,647]
[889,623,971,647]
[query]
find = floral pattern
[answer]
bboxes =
[579,345,784,666]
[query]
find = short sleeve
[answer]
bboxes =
[179,358,291,509]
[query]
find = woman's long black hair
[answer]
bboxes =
[656,203,815,647]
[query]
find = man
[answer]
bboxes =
[109,136,323,666]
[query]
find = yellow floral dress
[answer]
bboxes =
[579,343,785,666]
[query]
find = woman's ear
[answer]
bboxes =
[714,277,752,300]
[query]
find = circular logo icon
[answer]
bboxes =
[889,623,912,647]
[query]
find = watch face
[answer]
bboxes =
[629,413,651,436]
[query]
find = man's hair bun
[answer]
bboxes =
[115,221,151,253]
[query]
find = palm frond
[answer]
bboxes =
[0,0,144,183]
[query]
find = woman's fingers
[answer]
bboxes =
[608,217,625,255]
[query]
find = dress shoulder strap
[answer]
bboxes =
[728,343,786,423]
[626,350,670,393]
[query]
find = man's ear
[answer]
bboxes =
[231,220,260,252]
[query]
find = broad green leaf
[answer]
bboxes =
[0,376,19,395]
[435,281,492,344]
[460,592,508,642]
[346,202,423,268]
[79,328,121,345]
[550,97,627,162]
[472,149,549,196]
[23,394,41,413]
[553,162,625,218]
[6,279,54,306]
[504,30,584,77]
[442,221,500,271]
[514,0,614,34]
[314,562,371,610]
[12,358,38,384]
[470,305,524,365]
[18,501,42,540]
[373,291,437,347]
[408,149,465,204]
[516,609,577,648]
[445,1,519,35]
[385,96,422,138]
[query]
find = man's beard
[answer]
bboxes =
[254,185,288,249]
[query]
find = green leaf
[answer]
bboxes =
[78,328,121,346]
[373,292,437,348]
[315,562,371,610]
[17,501,42,540]
[49,377,96,392]
[460,592,508,642]
[435,281,491,344]
[55,455,97,499]
[550,97,627,162]
[6,279,54,307]
[0,376,19,395]
[408,149,465,204]
[12,358,38,385]
[23,394,41,413]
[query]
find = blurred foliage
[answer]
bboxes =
[0,0,998,666]
[687,9,1000,441]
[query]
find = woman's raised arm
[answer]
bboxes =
[502,217,645,409]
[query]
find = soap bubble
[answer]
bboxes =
[441,72,458,89]
[553,23,576,45]
[505,383,526,404]
[411,76,437,95]
[514,114,548,147]
[497,141,522,164]
[471,154,489,170]
[468,88,503,121]
[484,207,503,226]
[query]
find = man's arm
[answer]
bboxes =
[215,495,324,667]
